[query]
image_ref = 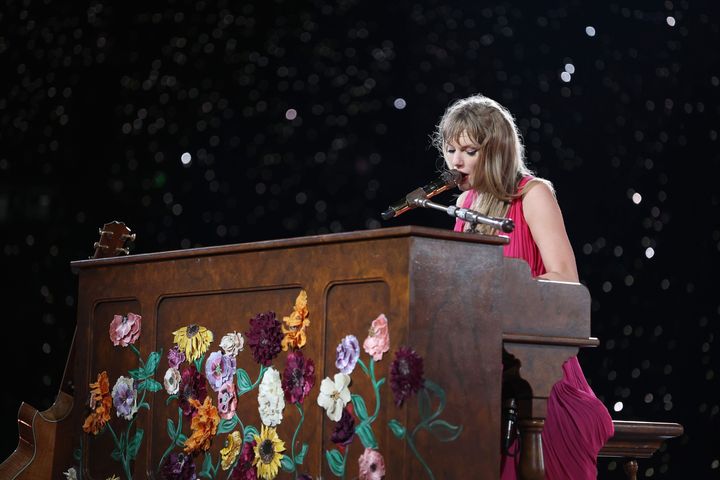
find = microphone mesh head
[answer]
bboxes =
[442,169,463,186]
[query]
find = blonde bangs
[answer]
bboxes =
[440,109,487,149]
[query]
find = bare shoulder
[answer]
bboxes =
[521,178,567,234]
[521,178,557,207]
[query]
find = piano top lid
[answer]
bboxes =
[70,225,509,270]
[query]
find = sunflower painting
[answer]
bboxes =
[253,425,286,480]
[172,324,213,362]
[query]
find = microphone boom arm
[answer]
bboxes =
[408,193,515,233]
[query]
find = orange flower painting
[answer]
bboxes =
[183,396,220,453]
[82,371,112,435]
[281,290,310,351]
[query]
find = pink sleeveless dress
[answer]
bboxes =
[455,177,614,479]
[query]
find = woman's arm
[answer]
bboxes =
[522,182,580,282]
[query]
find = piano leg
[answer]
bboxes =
[517,418,545,480]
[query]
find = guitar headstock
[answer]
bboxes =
[92,221,136,259]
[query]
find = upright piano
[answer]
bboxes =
[0,226,605,479]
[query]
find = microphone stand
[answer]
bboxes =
[407,190,515,233]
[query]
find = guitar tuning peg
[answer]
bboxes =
[93,242,108,250]
[115,247,130,255]
[122,233,136,242]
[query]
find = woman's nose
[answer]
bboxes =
[451,151,463,167]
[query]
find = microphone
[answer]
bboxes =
[502,397,518,456]
[381,169,462,220]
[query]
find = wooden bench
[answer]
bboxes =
[598,420,684,479]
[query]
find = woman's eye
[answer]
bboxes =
[446,149,456,154]
[466,150,478,156]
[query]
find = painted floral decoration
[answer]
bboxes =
[183,396,220,454]
[229,439,257,480]
[109,312,142,347]
[220,331,245,357]
[331,407,355,446]
[335,334,360,374]
[83,313,165,480]
[204,350,236,391]
[111,376,138,420]
[317,373,351,421]
[281,290,310,350]
[363,313,390,361]
[390,346,425,407]
[167,345,186,369]
[163,367,181,395]
[246,311,283,366]
[358,448,386,480]
[173,324,213,362]
[83,370,112,435]
[217,381,237,420]
[281,350,316,404]
[178,364,208,418]
[220,430,243,471]
[160,452,197,480]
[253,425,286,480]
[258,366,285,427]
[92,295,324,479]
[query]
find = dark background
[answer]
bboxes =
[1,0,718,477]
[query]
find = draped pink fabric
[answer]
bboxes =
[455,177,614,479]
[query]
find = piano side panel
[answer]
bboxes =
[322,280,398,479]
[87,299,141,480]
[408,237,505,478]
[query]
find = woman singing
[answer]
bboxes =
[432,94,614,479]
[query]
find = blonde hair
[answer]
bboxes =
[432,94,551,233]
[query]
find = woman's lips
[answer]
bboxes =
[457,173,471,190]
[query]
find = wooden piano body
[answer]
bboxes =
[0,226,673,479]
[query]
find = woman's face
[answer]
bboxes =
[444,131,481,191]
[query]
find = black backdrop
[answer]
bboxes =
[1,1,718,477]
